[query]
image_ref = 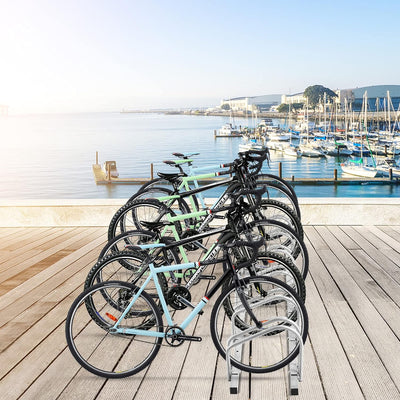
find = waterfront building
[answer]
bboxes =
[220,94,281,112]
[336,85,400,112]
[281,85,400,113]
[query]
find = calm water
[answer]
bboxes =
[0,112,399,199]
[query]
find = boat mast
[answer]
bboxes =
[344,98,348,141]
[387,90,392,136]
[324,92,327,136]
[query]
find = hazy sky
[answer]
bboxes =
[1,0,399,113]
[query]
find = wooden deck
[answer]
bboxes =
[1,225,400,400]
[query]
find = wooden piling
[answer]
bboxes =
[334,169,338,181]
[279,162,282,178]
[96,151,99,164]
[151,163,154,180]
[389,168,393,180]
[107,163,111,181]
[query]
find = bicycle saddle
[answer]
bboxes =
[141,220,171,230]
[157,172,183,182]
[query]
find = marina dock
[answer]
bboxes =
[1,213,400,399]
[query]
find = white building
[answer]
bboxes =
[220,94,281,112]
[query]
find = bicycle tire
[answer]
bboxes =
[210,276,308,374]
[128,186,198,216]
[85,250,169,299]
[248,219,309,279]
[66,281,163,378]
[254,179,301,218]
[258,199,304,240]
[108,198,182,241]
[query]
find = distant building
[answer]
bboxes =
[281,85,400,112]
[220,94,281,112]
[280,93,306,105]
[336,85,400,112]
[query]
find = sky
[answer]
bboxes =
[0,0,400,114]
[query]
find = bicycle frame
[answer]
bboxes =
[111,249,233,337]
[157,169,234,222]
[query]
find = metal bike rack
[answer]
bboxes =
[225,295,304,395]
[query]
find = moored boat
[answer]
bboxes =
[376,158,400,177]
[340,158,377,178]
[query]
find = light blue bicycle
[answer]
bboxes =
[65,237,308,379]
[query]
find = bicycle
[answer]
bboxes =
[66,238,308,378]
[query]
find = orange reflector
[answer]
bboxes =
[105,312,117,322]
[268,260,275,264]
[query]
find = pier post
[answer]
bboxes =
[107,163,111,181]
[291,175,294,181]
[151,163,154,180]
[334,169,338,181]
[96,151,99,165]
[279,162,282,178]
[389,168,393,180]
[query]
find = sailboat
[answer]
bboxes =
[341,91,378,177]
[298,99,326,157]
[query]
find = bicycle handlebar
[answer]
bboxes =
[212,186,266,214]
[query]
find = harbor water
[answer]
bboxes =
[0,112,399,199]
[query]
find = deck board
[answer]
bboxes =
[1,226,400,399]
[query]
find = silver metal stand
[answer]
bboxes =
[225,295,304,395]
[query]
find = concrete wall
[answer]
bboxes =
[0,198,399,227]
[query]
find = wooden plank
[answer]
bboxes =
[0,227,75,266]
[311,226,400,397]
[0,227,68,252]
[0,227,93,287]
[303,226,329,251]
[0,285,83,380]
[0,227,105,311]
[325,225,360,251]
[0,241,105,352]
[365,226,400,253]
[340,226,400,286]
[0,231,106,328]
[0,227,26,241]
[377,226,400,242]
[0,227,51,249]
[303,229,364,400]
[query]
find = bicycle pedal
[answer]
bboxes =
[178,335,202,342]
[199,274,216,280]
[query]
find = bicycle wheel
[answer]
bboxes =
[128,186,197,216]
[256,173,299,206]
[210,276,308,374]
[254,179,301,219]
[99,230,157,260]
[221,250,306,319]
[257,199,303,240]
[85,251,169,299]
[108,199,182,241]
[66,281,163,378]
[245,219,308,279]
